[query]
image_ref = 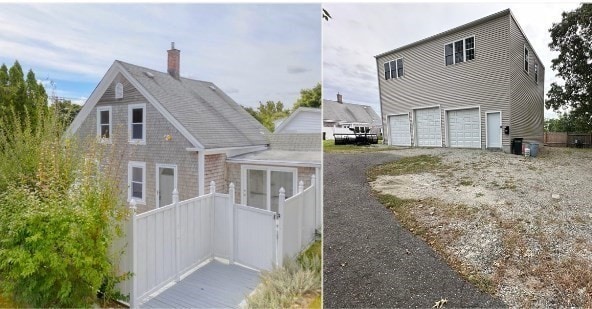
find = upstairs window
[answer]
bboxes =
[383,58,404,80]
[445,36,475,65]
[96,106,112,142]
[115,82,123,99]
[534,62,538,83]
[524,46,529,72]
[128,103,146,144]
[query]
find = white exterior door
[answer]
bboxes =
[157,165,176,208]
[388,114,411,146]
[447,108,480,148]
[415,107,441,147]
[487,112,502,148]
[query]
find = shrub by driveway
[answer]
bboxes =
[370,147,592,307]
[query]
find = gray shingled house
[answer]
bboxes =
[67,44,320,214]
[323,93,382,140]
[375,9,544,153]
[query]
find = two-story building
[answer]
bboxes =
[376,9,544,153]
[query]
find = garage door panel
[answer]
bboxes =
[447,108,480,148]
[388,115,411,146]
[415,108,441,147]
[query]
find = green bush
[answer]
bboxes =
[0,110,128,307]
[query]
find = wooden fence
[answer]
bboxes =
[115,176,320,308]
[544,132,592,148]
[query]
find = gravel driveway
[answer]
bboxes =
[323,152,505,308]
[369,147,592,307]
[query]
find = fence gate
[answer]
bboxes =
[233,204,277,270]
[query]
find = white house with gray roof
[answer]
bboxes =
[68,44,320,214]
[375,9,544,152]
[323,93,382,140]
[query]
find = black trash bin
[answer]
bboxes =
[511,138,523,155]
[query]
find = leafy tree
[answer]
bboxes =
[243,100,290,132]
[546,4,592,126]
[293,83,321,110]
[50,99,82,127]
[545,111,592,132]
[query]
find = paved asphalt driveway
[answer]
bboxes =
[323,152,505,308]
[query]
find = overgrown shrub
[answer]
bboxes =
[0,109,128,307]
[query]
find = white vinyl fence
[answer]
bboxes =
[115,176,319,308]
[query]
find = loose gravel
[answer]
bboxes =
[370,147,592,307]
[323,152,505,308]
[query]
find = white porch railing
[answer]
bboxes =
[115,175,319,308]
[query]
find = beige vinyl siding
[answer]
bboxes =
[377,13,512,148]
[509,16,545,144]
[76,73,199,213]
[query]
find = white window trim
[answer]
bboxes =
[444,36,475,66]
[523,45,529,73]
[128,161,146,205]
[534,62,539,84]
[240,165,298,211]
[96,106,112,144]
[128,103,146,145]
[383,58,404,80]
[115,82,123,99]
[155,163,177,209]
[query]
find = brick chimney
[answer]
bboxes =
[167,42,180,79]
[337,92,343,103]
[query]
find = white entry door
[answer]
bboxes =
[415,107,441,147]
[447,108,481,148]
[157,165,176,208]
[388,114,411,146]
[486,112,502,148]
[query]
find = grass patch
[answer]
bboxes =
[246,240,321,308]
[323,140,393,153]
[368,155,445,181]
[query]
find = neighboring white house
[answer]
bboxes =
[275,107,321,134]
[323,93,382,140]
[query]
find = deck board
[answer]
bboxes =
[140,260,260,308]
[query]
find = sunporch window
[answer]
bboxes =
[243,167,296,212]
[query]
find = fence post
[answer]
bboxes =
[277,187,285,267]
[129,199,137,309]
[173,188,180,282]
[298,180,304,251]
[311,174,318,231]
[228,183,235,264]
[210,181,216,195]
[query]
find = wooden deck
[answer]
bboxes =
[140,260,260,308]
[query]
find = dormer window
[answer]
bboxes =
[115,82,123,99]
[128,103,146,144]
[96,106,112,143]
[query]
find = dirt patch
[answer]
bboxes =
[370,147,592,307]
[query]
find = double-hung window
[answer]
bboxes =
[383,58,404,80]
[445,36,475,65]
[524,46,529,73]
[128,161,146,204]
[128,103,146,144]
[534,62,538,83]
[96,106,112,142]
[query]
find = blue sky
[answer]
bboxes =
[0,3,321,108]
[323,2,581,119]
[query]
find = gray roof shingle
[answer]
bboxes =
[323,99,381,126]
[118,61,269,149]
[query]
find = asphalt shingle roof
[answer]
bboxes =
[118,61,269,149]
[323,99,381,126]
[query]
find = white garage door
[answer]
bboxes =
[388,114,411,146]
[414,107,441,147]
[447,108,480,148]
